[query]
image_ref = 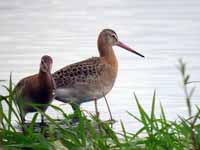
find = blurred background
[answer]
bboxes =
[0,0,200,132]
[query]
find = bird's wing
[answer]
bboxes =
[14,75,37,101]
[13,76,29,106]
[53,57,109,88]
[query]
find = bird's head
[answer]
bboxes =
[98,29,144,57]
[40,55,53,73]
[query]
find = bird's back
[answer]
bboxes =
[53,57,117,104]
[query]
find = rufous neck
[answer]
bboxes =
[98,44,118,72]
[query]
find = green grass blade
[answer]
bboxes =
[134,93,151,136]
[120,120,128,143]
[28,113,39,133]
[150,91,156,133]
[127,111,142,123]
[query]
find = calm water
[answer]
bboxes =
[0,0,200,132]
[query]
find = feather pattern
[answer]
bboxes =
[53,57,117,104]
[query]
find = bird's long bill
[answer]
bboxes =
[116,41,144,58]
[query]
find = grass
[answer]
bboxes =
[0,59,200,150]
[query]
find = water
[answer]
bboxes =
[0,0,200,132]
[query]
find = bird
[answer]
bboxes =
[53,29,144,114]
[14,55,56,124]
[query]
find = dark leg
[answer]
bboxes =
[103,94,115,128]
[40,114,46,135]
[41,114,44,125]
[103,95,113,121]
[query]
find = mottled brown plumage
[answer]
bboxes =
[14,55,56,122]
[53,56,116,104]
[53,29,144,110]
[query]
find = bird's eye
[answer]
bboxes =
[111,34,117,39]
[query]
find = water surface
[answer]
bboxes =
[0,0,200,132]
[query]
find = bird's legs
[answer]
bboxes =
[93,97,99,118]
[41,114,45,126]
[103,94,113,121]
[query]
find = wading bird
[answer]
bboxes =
[53,29,144,115]
[14,55,56,124]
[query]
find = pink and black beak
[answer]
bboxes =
[115,41,144,58]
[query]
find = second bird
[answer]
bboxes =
[53,29,144,111]
[14,55,56,124]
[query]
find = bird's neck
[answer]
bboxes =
[39,69,49,76]
[38,70,52,87]
[98,45,118,73]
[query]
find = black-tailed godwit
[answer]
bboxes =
[53,29,144,114]
[14,55,56,124]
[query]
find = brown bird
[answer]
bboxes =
[53,29,144,113]
[14,55,56,124]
